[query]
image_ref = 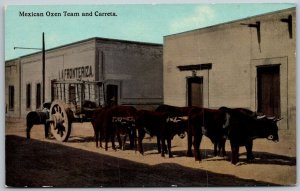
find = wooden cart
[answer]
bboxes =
[48,80,106,141]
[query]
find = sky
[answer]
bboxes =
[4,3,296,60]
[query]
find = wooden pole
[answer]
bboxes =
[42,32,45,103]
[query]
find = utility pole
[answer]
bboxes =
[42,32,45,103]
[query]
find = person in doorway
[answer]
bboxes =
[108,96,117,107]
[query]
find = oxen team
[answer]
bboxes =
[91,104,280,165]
[25,102,280,165]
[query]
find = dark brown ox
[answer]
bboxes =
[156,105,230,160]
[135,110,187,157]
[26,111,50,139]
[26,102,52,139]
[92,105,137,151]
[212,107,266,156]
[135,110,165,154]
[219,107,280,165]
[91,107,109,148]
[189,108,229,161]
[155,104,199,156]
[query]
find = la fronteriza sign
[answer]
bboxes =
[59,65,93,80]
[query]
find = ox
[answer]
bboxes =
[91,107,109,148]
[110,105,137,150]
[155,104,198,157]
[112,116,136,150]
[189,108,229,161]
[92,105,137,151]
[26,111,50,139]
[135,110,165,154]
[155,105,228,159]
[161,115,187,157]
[215,107,266,156]
[26,102,51,139]
[135,109,187,158]
[219,107,280,165]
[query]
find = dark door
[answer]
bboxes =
[36,83,41,109]
[257,65,280,117]
[106,85,118,106]
[188,77,203,107]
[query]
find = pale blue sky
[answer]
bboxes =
[5,3,295,60]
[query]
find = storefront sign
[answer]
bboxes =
[59,65,93,80]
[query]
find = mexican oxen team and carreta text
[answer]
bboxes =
[26,103,281,165]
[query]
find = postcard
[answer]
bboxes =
[4,2,297,188]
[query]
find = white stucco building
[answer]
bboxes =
[5,37,163,118]
[163,8,296,130]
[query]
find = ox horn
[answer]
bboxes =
[267,116,276,120]
[275,117,283,122]
[256,115,266,119]
[178,116,189,121]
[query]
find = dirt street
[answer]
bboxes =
[5,119,296,187]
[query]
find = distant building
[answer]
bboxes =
[5,37,163,118]
[163,8,296,130]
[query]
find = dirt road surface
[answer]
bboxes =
[5,119,297,187]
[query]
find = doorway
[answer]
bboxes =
[257,65,280,117]
[187,77,203,107]
[106,84,118,106]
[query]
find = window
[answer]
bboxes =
[36,83,41,109]
[26,84,31,109]
[51,80,57,101]
[8,86,14,110]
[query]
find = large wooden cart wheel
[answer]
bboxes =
[49,100,73,142]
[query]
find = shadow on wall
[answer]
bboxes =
[6,135,291,187]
